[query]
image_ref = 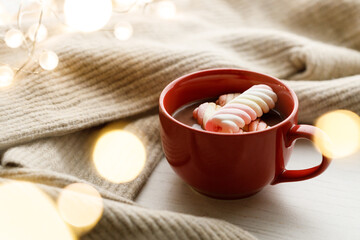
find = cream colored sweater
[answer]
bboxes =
[1,0,360,239]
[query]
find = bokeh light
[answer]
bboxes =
[155,1,176,19]
[314,110,360,158]
[93,126,146,183]
[5,28,24,48]
[114,21,133,40]
[0,181,75,240]
[57,183,103,234]
[64,0,113,32]
[28,23,48,42]
[39,50,59,70]
[0,65,14,88]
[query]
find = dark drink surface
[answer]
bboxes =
[172,99,208,130]
[172,98,283,131]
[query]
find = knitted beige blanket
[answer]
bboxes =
[1,0,360,239]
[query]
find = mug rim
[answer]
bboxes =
[159,68,299,135]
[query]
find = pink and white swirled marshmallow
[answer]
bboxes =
[205,84,277,133]
[193,102,220,128]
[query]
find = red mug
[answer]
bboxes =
[159,69,331,199]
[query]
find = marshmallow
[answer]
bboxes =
[205,84,277,133]
[193,102,221,128]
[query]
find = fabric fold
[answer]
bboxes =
[1,114,163,200]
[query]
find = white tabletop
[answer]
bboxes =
[136,139,360,240]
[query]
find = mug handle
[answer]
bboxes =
[272,125,331,184]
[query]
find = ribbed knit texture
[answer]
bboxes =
[1,0,360,239]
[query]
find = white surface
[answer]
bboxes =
[136,139,360,240]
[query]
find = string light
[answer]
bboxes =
[39,50,59,71]
[154,0,176,19]
[5,28,24,48]
[28,23,48,42]
[64,0,113,32]
[0,65,14,88]
[114,21,133,40]
[1,0,173,84]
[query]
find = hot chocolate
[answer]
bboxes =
[173,98,283,132]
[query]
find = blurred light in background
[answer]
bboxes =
[39,50,59,70]
[315,110,360,158]
[154,1,177,19]
[64,0,113,32]
[114,21,133,40]
[93,125,146,183]
[57,183,103,235]
[0,65,14,88]
[0,181,75,240]
[28,23,48,42]
[4,28,24,48]
[0,0,179,79]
